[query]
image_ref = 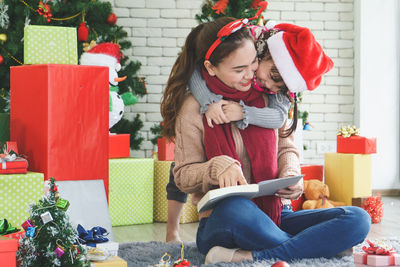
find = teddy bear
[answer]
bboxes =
[302,179,345,209]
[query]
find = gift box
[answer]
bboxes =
[354,252,400,266]
[0,236,18,267]
[24,25,78,65]
[109,134,130,158]
[96,241,119,257]
[352,197,372,207]
[337,135,377,154]
[0,172,44,227]
[109,158,154,226]
[291,164,323,211]
[153,160,199,223]
[10,65,109,197]
[90,256,127,267]
[325,153,372,206]
[157,137,174,161]
[0,157,28,174]
[3,230,25,241]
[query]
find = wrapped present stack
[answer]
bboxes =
[153,138,199,224]
[325,126,376,206]
[291,164,324,211]
[354,240,400,267]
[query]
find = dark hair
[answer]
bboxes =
[161,17,254,140]
[256,30,298,138]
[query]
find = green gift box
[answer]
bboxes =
[109,158,154,226]
[0,172,44,227]
[24,25,77,64]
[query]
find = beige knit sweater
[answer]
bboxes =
[173,94,301,218]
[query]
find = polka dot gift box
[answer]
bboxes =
[153,160,199,224]
[109,158,154,226]
[0,172,44,227]
[24,25,77,65]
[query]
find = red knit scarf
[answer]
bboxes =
[201,69,282,226]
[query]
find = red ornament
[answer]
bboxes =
[0,54,3,65]
[212,0,229,14]
[361,193,384,224]
[107,13,117,25]
[271,261,290,267]
[37,1,52,23]
[78,22,89,42]
[50,184,58,192]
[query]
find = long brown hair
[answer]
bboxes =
[256,30,298,138]
[161,17,254,140]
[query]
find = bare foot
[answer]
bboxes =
[166,231,182,243]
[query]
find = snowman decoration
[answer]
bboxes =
[80,42,137,129]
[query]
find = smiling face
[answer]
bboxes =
[255,59,287,93]
[204,39,258,92]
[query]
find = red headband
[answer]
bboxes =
[205,1,268,61]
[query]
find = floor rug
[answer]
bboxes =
[119,238,400,267]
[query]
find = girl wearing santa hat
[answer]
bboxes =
[161,13,371,265]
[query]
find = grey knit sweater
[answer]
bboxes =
[188,66,291,130]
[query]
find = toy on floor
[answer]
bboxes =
[271,261,290,267]
[302,179,345,209]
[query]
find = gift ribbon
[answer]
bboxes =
[0,219,18,235]
[0,154,17,169]
[337,125,360,138]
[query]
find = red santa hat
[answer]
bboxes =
[266,23,334,92]
[80,42,122,71]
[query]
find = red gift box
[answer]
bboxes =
[109,134,130,158]
[0,158,28,174]
[157,137,174,161]
[354,251,400,266]
[337,135,377,154]
[291,164,323,211]
[0,236,18,267]
[10,65,109,198]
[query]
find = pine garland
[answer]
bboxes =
[195,0,260,23]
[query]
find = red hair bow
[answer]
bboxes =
[205,1,268,60]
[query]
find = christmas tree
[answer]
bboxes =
[195,0,263,23]
[17,177,87,267]
[0,0,145,149]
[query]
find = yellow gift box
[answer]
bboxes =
[153,160,199,223]
[90,256,127,267]
[325,153,372,206]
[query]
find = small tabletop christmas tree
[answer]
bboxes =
[17,178,87,267]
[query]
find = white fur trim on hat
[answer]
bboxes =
[267,32,308,92]
[80,52,117,68]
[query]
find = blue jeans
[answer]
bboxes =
[196,196,371,261]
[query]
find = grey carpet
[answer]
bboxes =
[119,238,400,267]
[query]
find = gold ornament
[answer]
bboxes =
[0,34,7,43]
[82,40,97,52]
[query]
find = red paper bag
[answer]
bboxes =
[337,135,377,154]
[291,164,324,211]
[157,137,174,161]
[10,64,109,198]
[109,134,130,158]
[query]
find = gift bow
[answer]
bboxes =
[362,239,395,255]
[0,154,17,169]
[0,219,19,235]
[337,125,360,138]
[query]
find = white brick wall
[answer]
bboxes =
[111,0,356,162]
